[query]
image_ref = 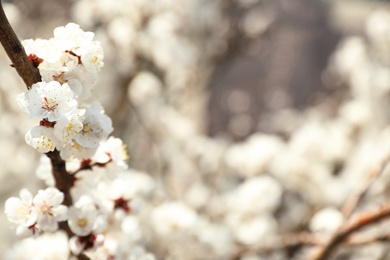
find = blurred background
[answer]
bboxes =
[2,0,390,259]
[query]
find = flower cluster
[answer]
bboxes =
[4,22,145,258]
[5,188,67,237]
[16,23,112,160]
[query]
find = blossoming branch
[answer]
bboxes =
[1,19,145,259]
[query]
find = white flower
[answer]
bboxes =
[20,81,78,122]
[25,126,60,153]
[54,108,85,144]
[109,171,154,200]
[69,234,104,256]
[31,188,68,232]
[53,23,94,52]
[5,189,36,229]
[68,196,98,236]
[92,137,129,169]
[228,176,283,215]
[150,202,198,235]
[39,53,79,81]
[36,155,55,186]
[16,92,28,113]
[80,41,104,74]
[309,207,344,233]
[60,141,98,160]
[76,102,113,148]
[22,38,62,63]
[63,67,96,101]
[226,213,277,245]
[6,232,70,260]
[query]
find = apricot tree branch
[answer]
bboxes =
[342,154,390,218]
[0,2,41,87]
[311,201,390,260]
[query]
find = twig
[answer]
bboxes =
[233,232,324,259]
[311,201,390,260]
[71,158,112,176]
[342,154,390,218]
[345,233,390,246]
[234,227,390,259]
[0,3,41,87]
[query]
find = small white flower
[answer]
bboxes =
[92,137,129,169]
[25,126,60,153]
[109,171,154,201]
[6,232,70,260]
[309,207,344,233]
[16,92,28,113]
[31,188,68,232]
[39,53,79,81]
[68,196,98,236]
[226,214,277,245]
[69,234,104,256]
[150,202,198,235]
[36,155,54,187]
[21,81,78,122]
[76,102,113,148]
[60,141,98,160]
[54,108,85,144]
[53,23,94,51]
[228,176,283,215]
[5,189,36,228]
[63,67,96,101]
[80,41,104,74]
[22,38,62,63]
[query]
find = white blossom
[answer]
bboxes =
[309,207,344,234]
[4,189,36,233]
[54,108,85,144]
[31,188,68,232]
[150,202,198,235]
[6,232,70,260]
[68,196,98,236]
[228,176,283,215]
[53,23,95,52]
[36,155,54,186]
[76,102,113,148]
[69,233,104,256]
[80,41,104,74]
[60,141,98,160]
[19,81,78,122]
[25,126,60,153]
[22,38,62,63]
[92,136,129,169]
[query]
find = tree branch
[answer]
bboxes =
[0,2,41,87]
[311,201,390,260]
[46,150,75,207]
[342,154,390,218]
[233,232,324,259]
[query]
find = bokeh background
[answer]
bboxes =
[2,0,390,259]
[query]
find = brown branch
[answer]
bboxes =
[71,158,113,176]
[0,2,41,87]
[46,150,75,207]
[233,232,325,259]
[342,154,390,218]
[345,233,390,246]
[311,201,390,260]
[234,228,390,259]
